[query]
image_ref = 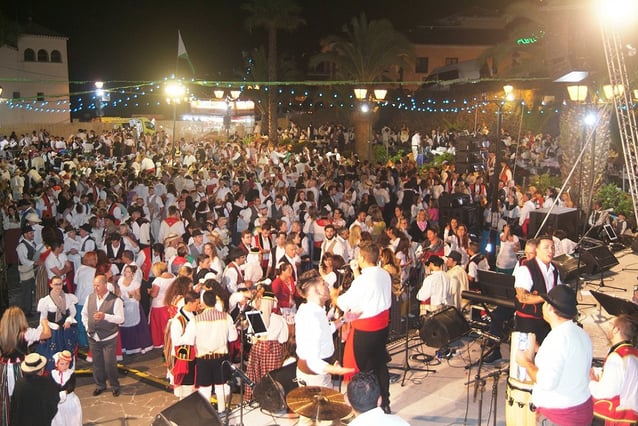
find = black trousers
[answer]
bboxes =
[353,326,390,406]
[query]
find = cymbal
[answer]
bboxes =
[286,386,351,421]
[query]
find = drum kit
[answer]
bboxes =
[285,386,352,422]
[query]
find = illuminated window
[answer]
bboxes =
[445,57,458,65]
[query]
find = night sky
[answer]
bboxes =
[2,0,508,82]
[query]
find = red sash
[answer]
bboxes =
[343,309,390,382]
[593,344,638,423]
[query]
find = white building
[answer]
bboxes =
[0,21,70,128]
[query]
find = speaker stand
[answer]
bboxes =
[621,262,638,272]
[394,284,435,386]
[575,249,596,308]
[587,270,626,292]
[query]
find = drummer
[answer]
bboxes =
[516,285,593,425]
[513,235,561,344]
[294,270,354,425]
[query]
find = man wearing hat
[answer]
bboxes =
[17,225,41,316]
[417,255,452,315]
[446,250,469,311]
[78,223,97,258]
[23,211,44,249]
[222,248,247,293]
[9,353,60,425]
[516,285,593,425]
[188,229,205,258]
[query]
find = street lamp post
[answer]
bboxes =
[488,85,514,213]
[353,88,387,162]
[165,80,187,157]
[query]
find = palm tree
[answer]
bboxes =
[310,13,414,160]
[242,0,305,143]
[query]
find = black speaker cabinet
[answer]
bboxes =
[552,254,587,282]
[152,392,221,426]
[579,244,619,275]
[438,193,472,208]
[528,207,579,241]
[439,205,479,232]
[455,136,480,151]
[253,361,298,413]
[420,306,470,348]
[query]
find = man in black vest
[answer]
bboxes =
[16,225,40,316]
[81,274,124,397]
[513,235,561,344]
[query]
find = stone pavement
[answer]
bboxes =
[6,244,638,425]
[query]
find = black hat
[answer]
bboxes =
[426,255,444,267]
[21,225,34,234]
[191,229,203,237]
[79,223,92,233]
[541,285,578,318]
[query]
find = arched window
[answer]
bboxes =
[50,50,62,63]
[37,49,49,62]
[24,48,35,62]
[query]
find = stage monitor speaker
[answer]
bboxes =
[152,392,221,426]
[579,245,619,275]
[552,254,586,282]
[420,306,470,348]
[253,361,298,413]
[528,207,579,241]
[631,238,638,253]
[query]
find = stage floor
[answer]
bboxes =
[71,245,637,425]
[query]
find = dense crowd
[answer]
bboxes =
[0,122,635,425]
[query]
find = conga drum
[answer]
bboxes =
[509,331,536,383]
[506,377,535,426]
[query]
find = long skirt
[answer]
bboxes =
[0,358,22,426]
[149,305,171,348]
[120,305,153,354]
[51,391,82,426]
[37,326,78,371]
[244,340,283,401]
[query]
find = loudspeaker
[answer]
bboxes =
[152,392,221,426]
[253,361,297,413]
[455,152,480,163]
[528,207,579,241]
[439,205,479,232]
[552,254,586,282]
[631,238,638,253]
[420,306,470,348]
[580,245,619,275]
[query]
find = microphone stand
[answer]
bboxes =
[228,308,252,426]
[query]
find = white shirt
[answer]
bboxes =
[417,270,451,310]
[295,301,336,374]
[533,320,592,409]
[349,407,410,426]
[589,343,638,413]
[514,257,561,293]
[337,266,392,319]
[81,291,125,342]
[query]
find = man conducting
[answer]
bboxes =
[517,285,593,425]
[336,241,392,413]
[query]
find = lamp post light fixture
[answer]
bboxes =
[165,80,188,156]
[353,87,388,161]
[486,85,515,213]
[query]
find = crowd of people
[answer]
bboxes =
[0,122,635,425]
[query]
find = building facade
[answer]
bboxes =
[0,22,70,128]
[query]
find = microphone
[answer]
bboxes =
[229,363,255,387]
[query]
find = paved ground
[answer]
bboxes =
[6,244,637,425]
